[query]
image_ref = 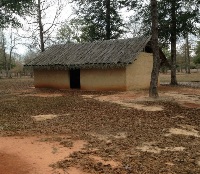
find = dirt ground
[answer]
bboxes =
[0,77,200,174]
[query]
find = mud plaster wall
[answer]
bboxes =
[80,68,126,91]
[34,69,70,89]
[126,52,154,90]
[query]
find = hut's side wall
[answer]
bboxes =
[126,52,153,90]
[80,68,126,91]
[34,69,70,89]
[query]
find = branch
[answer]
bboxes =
[43,0,64,34]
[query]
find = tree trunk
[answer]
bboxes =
[8,30,13,79]
[149,0,160,98]
[105,0,111,40]
[38,0,45,52]
[170,1,178,85]
[186,33,190,74]
[8,50,12,78]
[184,43,187,73]
[2,36,8,77]
[3,48,8,77]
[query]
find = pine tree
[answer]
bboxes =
[72,0,124,41]
[0,0,33,27]
[149,0,160,97]
[134,0,200,85]
[194,41,200,64]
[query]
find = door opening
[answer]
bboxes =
[70,69,80,89]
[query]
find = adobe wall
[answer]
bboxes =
[33,52,155,91]
[126,52,154,90]
[34,69,70,89]
[80,68,126,91]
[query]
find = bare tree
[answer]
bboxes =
[20,0,66,52]
[170,1,178,85]
[185,33,190,74]
[56,19,83,44]
[0,29,8,75]
[105,0,111,40]
[0,28,21,78]
[37,0,45,52]
[149,0,160,98]
[7,28,20,77]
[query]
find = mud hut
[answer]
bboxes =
[25,36,164,91]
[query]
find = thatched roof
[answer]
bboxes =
[25,36,151,69]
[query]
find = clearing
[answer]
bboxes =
[0,73,200,174]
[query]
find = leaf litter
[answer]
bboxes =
[0,78,200,173]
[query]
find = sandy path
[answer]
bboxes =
[0,136,86,174]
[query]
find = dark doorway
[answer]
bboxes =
[70,69,80,89]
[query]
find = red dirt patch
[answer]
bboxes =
[0,136,86,174]
[0,152,31,174]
